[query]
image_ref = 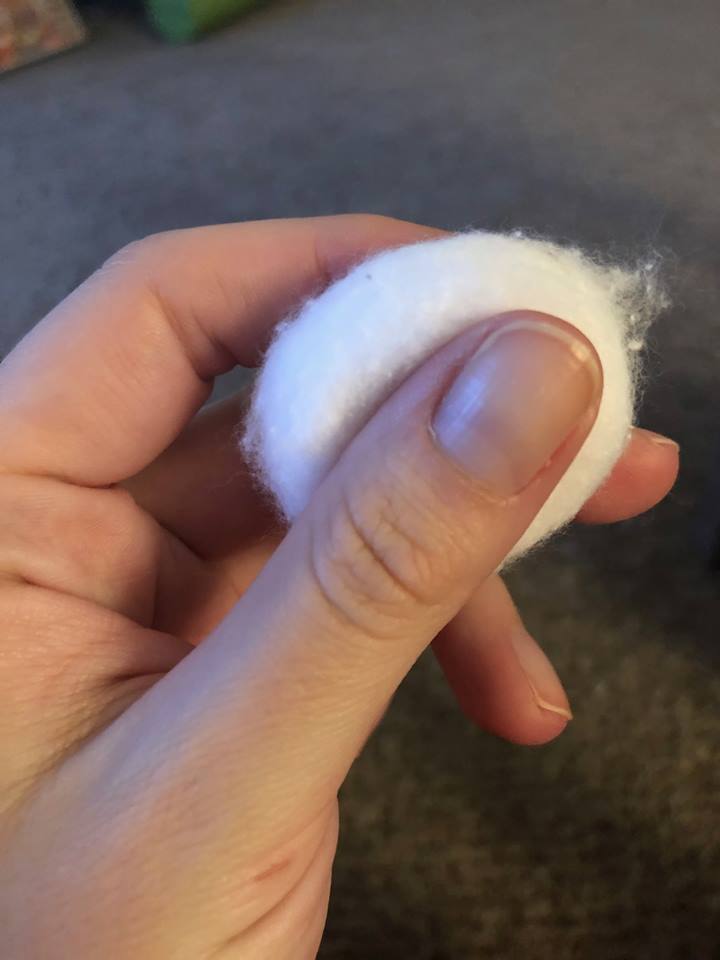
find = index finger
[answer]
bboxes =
[0,216,445,486]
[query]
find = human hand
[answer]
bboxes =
[0,216,678,958]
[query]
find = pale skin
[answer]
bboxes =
[0,216,678,958]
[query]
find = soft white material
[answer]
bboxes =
[244,231,663,563]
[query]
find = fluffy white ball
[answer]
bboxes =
[244,231,662,563]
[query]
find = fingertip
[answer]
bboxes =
[453,680,571,746]
[497,707,571,747]
[632,427,681,465]
[434,576,573,747]
[576,425,679,524]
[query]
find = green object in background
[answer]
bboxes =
[147,0,263,42]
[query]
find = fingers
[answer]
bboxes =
[0,474,162,623]
[123,391,281,560]
[87,311,602,902]
[125,401,679,565]
[434,575,571,746]
[137,414,672,733]
[0,216,445,486]
[576,427,679,524]
[433,424,679,746]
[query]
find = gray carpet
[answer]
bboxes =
[2,1,719,956]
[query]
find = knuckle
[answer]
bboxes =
[309,476,454,637]
[100,232,233,379]
[0,476,158,595]
[101,233,171,273]
[347,212,395,230]
[80,487,159,581]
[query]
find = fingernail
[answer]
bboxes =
[510,629,573,721]
[638,428,679,451]
[432,316,601,496]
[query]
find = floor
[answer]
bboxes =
[1,1,719,956]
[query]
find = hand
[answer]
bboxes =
[0,216,678,959]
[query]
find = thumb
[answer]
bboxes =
[93,311,601,897]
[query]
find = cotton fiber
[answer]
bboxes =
[243,231,664,563]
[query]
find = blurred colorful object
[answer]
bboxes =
[0,0,86,74]
[147,0,263,42]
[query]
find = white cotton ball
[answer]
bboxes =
[243,231,664,564]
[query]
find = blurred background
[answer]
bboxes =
[1,1,719,956]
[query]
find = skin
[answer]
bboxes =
[0,216,678,959]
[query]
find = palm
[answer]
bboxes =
[0,396,254,779]
[2,393,339,958]
[124,393,282,640]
